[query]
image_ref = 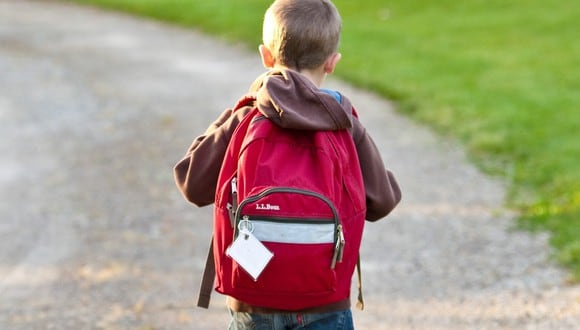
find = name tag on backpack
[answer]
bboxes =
[226,229,273,281]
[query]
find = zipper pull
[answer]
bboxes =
[231,176,238,194]
[337,224,345,263]
[229,177,238,227]
[226,203,234,226]
[331,247,338,269]
[331,225,345,269]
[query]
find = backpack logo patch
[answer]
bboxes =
[256,203,280,211]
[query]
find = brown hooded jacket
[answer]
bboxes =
[175,69,400,220]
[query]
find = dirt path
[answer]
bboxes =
[0,0,578,328]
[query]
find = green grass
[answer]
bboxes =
[69,0,580,280]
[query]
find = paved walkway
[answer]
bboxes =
[0,0,578,328]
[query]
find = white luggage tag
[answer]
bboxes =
[226,219,273,281]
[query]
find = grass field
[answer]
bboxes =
[69,0,580,280]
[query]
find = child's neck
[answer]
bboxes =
[299,68,326,87]
[274,65,326,87]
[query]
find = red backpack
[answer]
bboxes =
[198,95,367,311]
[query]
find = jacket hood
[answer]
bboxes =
[250,70,353,131]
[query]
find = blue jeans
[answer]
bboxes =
[228,309,354,330]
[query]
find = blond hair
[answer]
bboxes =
[263,0,341,70]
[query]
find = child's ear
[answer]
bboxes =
[259,45,276,69]
[323,52,342,74]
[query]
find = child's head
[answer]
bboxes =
[261,0,341,72]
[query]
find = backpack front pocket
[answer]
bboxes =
[229,188,343,296]
[231,218,338,295]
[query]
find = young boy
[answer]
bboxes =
[174,0,401,328]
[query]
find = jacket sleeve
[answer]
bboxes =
[173,107,250,207]
[352,119,402,221]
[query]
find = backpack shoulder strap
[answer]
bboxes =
[197,99,259,309]
[356,255,364,310]
[197,237,215,308]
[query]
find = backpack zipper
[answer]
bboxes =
[235,187,339,230]
[332,224,345,269]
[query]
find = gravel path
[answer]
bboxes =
[0,0,578,329]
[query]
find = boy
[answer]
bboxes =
[174,0,401,328]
